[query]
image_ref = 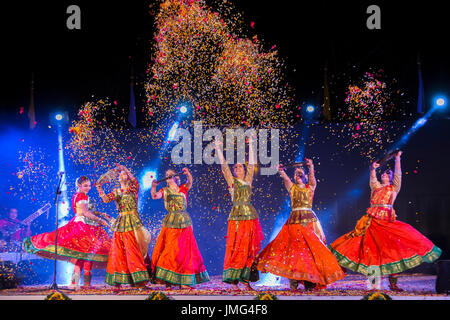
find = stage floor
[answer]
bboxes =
[1,273,449,300]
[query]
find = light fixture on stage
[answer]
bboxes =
[435,96,447,108]
[180,105,188,114]
[50,111,69,126]
[306,105,315,113]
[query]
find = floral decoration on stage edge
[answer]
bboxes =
[361,291,392,300]
[254,292,278,300]
[45,291,72,300]
[145,291,174,300]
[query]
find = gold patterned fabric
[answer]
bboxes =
[366,173,402,221]
[162,186,192,229]
[109,188,145,232]
[111,210,144,233]
[228,178,258,221]
[286,184,318,226]
[113,189,139,213]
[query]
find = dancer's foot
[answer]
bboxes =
[289,279,299,291]
[230,283,241,291]
[181,285,194,291]
[315,284,327,291]
[389,283,404,292]
[68,272,81,291]
[388,274,403,292]
[135,281,148,290]
[112,284,121,293]
[68,283,80,291]
[303,281,316,291]
[243,281,253,291]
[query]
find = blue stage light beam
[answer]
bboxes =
[180,105,188,114]
[55,120,72,285]
[168,122,179,141]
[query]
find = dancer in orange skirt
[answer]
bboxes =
[23,176,112,290]
[256,159,346,291]
[330,151,442,291]
[150,167,209,289]
[97,165,151,289]
[214,136,263,290]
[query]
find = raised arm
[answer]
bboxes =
[151,180,163,200]
[305,158,316,190]
[369,161,381,190]
[182,167,193,190]
[393,151,402,192]
[214,139,234,187]
[245,135,256,184]
[278,165,293,192]
[96,183,115,203]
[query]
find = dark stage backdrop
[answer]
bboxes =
[1,120,448,277]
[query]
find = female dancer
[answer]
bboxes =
[214,136,264,290]
[23,176,112,290]
[150,168,209,289]
[330,151,442,291]
[256,159,346,290]
[96,165,151,289]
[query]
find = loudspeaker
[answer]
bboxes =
[436,260,450,294]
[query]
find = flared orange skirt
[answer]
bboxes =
[330,215,442,276]
[223,219,264,283]
[256,222,346,285]
[105,230,150,285]
[151,226,209,285]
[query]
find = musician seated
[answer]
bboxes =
[0,208,31,252]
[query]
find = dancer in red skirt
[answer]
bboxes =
[214,136,263,291]
[150,168,209,289]
[97,165,151,289]
[256,159,346,291]
[23,176,112,290]
[330,151,442,291]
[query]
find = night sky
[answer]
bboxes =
[1,0,449,127]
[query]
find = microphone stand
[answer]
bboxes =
[49,172,64,291]
[27,173,70,294]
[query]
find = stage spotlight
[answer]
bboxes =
[306,105,315,113]
[142,170,157,191]
[435,97,446,108]
[180,105,188,114]
[50,111,69,126]
[168,122,179,141]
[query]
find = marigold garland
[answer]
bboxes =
[44,290,72,300]
[146,291,174,300]
[361,291,392,300]
[254,292,278,300]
